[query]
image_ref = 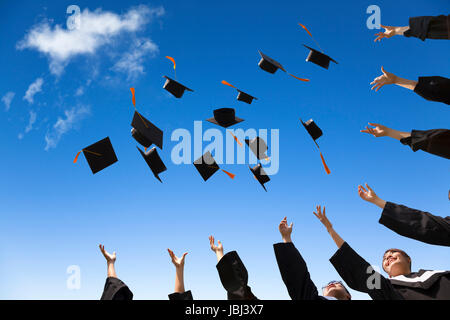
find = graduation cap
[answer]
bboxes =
[193,151,235,181]
[163,56,193,98]
[258,51,310,82]
[131,111,163,149]
[249,163,270,191]
[300,118,331,175]
[245,137,268,160]
[221,80,258,104]
[73,137,118,174]
[137,146,166,182]
[206,108,244,128]
[299,23,337,69]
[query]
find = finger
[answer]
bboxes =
[289,222,293,228]
[365,183,374,192]
[381,66,386,75]
[375,85,383,92]
[313,211,319,219]
[360,129,370,133]
[323,206,326,217]
[368,122,380,127]
[360,185,368,193]
[182,252,188,258]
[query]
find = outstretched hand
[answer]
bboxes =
[358,183,387,209]
[313,205,333,230]
[167,249,188,269]
[371,66,397,92]
[360,123,391,138]
[279,217,293,243]
[374,25,398,42]
[99,244,116,263]
[209,235,223,253]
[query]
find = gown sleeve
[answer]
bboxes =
[400,129,450,159]
[329,242,404,300]
[379,201,450,247]
[273,242,322,300]
[216,251,257,300]
[413,76,450,105]
[100,277,133,300]
[168,290,193,300]
[404,15,450,40]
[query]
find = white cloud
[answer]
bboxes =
[45,105,90,150]
[18,110,37,139]
[112,38,158,80]
[75,86,84,96]
[18,5,164,76]
[2,91,15,111]
[24,78,44,104]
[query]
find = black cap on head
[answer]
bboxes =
[163,76,193,98]
[249,163,270,191]
[237,90,258,104]
[258,50,286,74]
[301,118,323,141]
[303,45,337,70]
[82,137,118,174]
[206,108,244,128]
[131,111,163,149]
[137,146,167,182]
[245,137,268,160]
[193,151,220,181]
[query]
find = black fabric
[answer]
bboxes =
[380,202,450,246]
[168,290,193,300]
[404,15,450,40]
[330,242,450,300]
[413,76,450,105]
[400,129,450,159]
[216,251,257,300]
[273,242,325,300]
[100,277,133,300]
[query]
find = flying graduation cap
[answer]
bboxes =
[300,118,331,175]
[163,56,194,98]
[258,50,310,82]
[137,146,167,182]
[245,137,269,161]
[73,137,118,174]
[193,151,235,181]
[299,23,338,69]
[249,163,270,192]
[221,80,258,104]
[206,108,244,128]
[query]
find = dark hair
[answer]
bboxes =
[383,248,411,272]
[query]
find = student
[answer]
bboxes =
[99,244,133,300]
[361,123,450,160]
[274,217,351,300]
[313,206,450,300]
[370,67,450,105]
[358,184,450,247]
[167,249,193,300]
[209,236,257,300]
[374,15,450,42]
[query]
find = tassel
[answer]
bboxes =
[228,131,243,147]
[130,88,136,107]
[298,22,324,53]
[221,80,237,89]
[320,152,331,175]
[73,151,81,163]
[222,169,235,179]
[288,73,310,82]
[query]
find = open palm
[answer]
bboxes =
[167,249,188,268]
[361,123,390,137]
[99,244,116,263]
[374,25,397,42]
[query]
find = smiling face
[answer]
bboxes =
[382,249,411,277]
[322,281,351,300]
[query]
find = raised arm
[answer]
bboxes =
[209,235,224,262]
[313,205,345,249]
[99,244,117,278]
[374,24,409,42]
[371,67,417,92]
[167,249,193,300]
[361,123,411,141]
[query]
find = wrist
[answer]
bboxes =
[282,235,292,243]
[373,198,386,209]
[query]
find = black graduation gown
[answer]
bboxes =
[404,15,450,40]
[216,251,258,300]
[168,290,193,300]
[400,129,450,159]
[413,76,450,105]
[100,277,133,300]
[330,242,450,300]
[273,242,326,300]
[379,201,450,246]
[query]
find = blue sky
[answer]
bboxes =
[0,0,449,300]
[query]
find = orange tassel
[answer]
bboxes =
[222,169,235,179]
[221,80,237,89]
[166,56,176,70]
[73,151,81,163]
[320,152,331,175]
[288,73,310,82]
[298,23,313,38]
[228,131,243,147]
[130,88,136,107]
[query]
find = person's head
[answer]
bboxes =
[382,248,411,277]
[322,281,351,300]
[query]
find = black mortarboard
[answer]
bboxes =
[303,45,338,70]
[249,163,270,192]
[82,137,118,174]
[193,151,219,181]
[245,137,268,160]
[237,90,258,104]
[131,111,163,149]
[163,76,193,98]
[137,146,167,182]
[258,50,286,74]
[301,118,323,142]
[206,108,244,128]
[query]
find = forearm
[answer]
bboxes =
[216,250,224,263]
[107,262,117,278]
[395,26,409,36]
[326,227,345,249]
[394,76,418,91]
[387,128,411,141]
[174,268,185,293]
